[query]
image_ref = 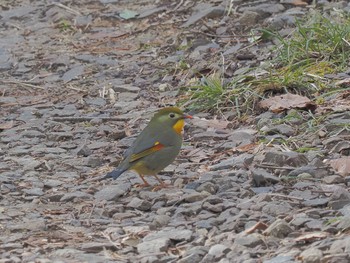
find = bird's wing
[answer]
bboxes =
[125,123,166,162]
[129,141,164,162]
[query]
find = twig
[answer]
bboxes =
[53,2,82,16]
[267,193,304,201]
[1,80,45,90]
[66,85,86,92]
[342,37,350,47]
[172,0,184,11]
[50,116,127,123]
[255,164,296,170]
[311,190,335,194]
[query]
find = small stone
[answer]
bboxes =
[262,151,308,168]
[297,173,313,179]
[263,255,295,263]
[178,246,208,263]
[302,198,329,207]
[86,156,103,168]
[208,244,231,259]
[299,247,323,263]
[137,237,170,254]
[23,188,44,196]
[251,168,280,186]
[264,219,293,238]
[234,233,263,247]
[94,184,130,201]
[238,11,259,26]
[337,216,350,232]
[80,242,114,253]
[184,192,210,203]
[290,213,312,227]
[76,145,92,156]
[263,124,295,136]
[196,182,218,194]
[262,202,293,216]
[43,179,64,188]
[127,197,152,211]
[158,83,169,91]
[151,215,171,228]
[60,192,93,202]
[210,153,254,171]
[22,130,46,138]
[328,188,350,210]
[322,175,344,184]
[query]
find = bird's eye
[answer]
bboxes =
[169,113,176,118]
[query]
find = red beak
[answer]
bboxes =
[183,114,193,119]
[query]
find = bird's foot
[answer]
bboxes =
[152,183,173,192]
[135,183,151,188]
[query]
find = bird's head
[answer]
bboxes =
[151,107,192,134]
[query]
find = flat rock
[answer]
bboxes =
[262,151,308,167]
[178,246,208,263]
[208,244,231,258]
[299,247,323,263]
[251,168,280,186]
[95,184,130,201]
[210,153,254,171]
[184,192,210,203]
[80,242,115,252]
[60,191,93,202]
[262,202,293,216]
[234,233,263,248]
[137,237,170,254]
[127,197,152,211]
[264,219,293,238]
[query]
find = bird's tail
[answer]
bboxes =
[101,167,127,180]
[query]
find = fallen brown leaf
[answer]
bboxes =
[259,93,317,113]
[245,221,268,234]
[294,232,328,243]
[325,157,350,177]
[0,120,14,130]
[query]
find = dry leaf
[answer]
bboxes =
[0,120,14,130]
[259,93,317,113]
[325,157,350,177]
[294,232,328,243]
[335,78,350,87]
[236,143,258,153]
[245,221,268,234]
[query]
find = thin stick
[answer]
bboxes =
[53,2,82,16]
[267,193,304,201]
[1,80,45,90]
[50,116,127,123]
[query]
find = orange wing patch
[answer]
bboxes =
[130,142,164,163]
[173,119,185,134]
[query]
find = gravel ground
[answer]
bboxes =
[1,0,350,262]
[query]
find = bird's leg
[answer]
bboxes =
[135,174,151,188]
[152,174,172,191]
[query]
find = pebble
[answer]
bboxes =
[263,219,293,238]
[94,184,130,201]
[299,247,323,263]
[127,197,152,211]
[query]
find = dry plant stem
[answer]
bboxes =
[53,2,82,15]
[255,164,296,170]
[51,117,125,122]
[1,80,45,90]
[267,193,304,201]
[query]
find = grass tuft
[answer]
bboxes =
[183,11,350,114]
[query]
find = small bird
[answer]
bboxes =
[103,107,192,187]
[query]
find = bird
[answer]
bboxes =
[103,107,192,187]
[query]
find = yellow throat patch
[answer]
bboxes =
[173,119,185,134]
